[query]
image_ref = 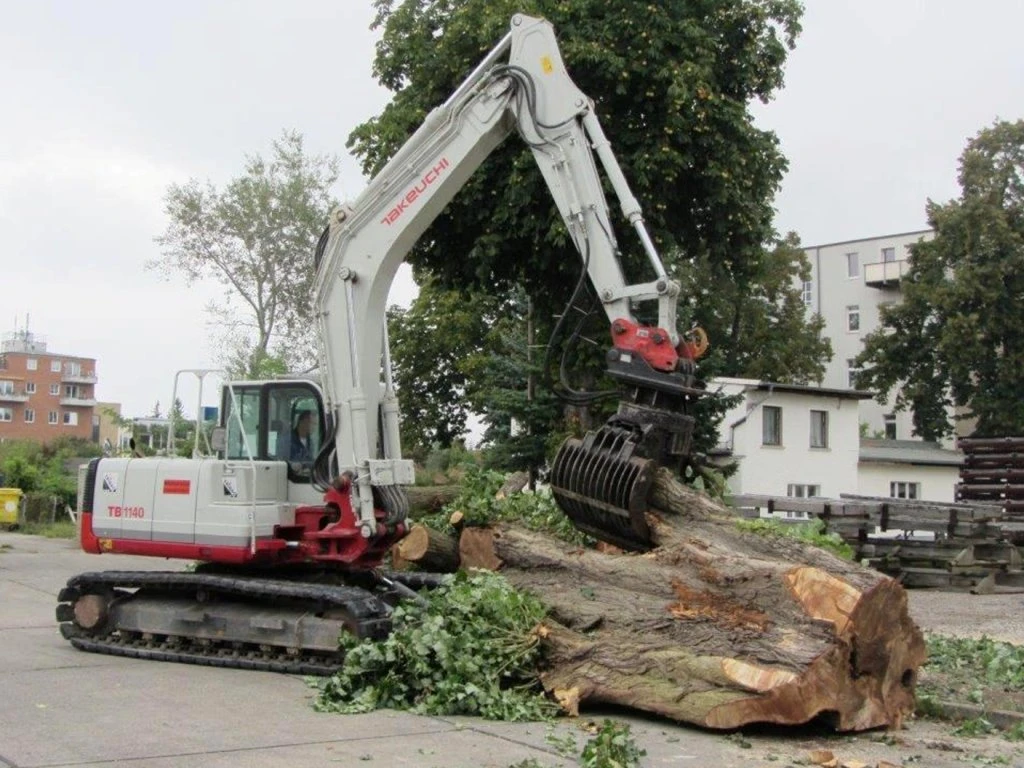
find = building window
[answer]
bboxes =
[810,410,829,448]
[847,305,860,332]
[882,247,896,262]
[846,252,859,278]
[49,383,59,396]
[24,409,34,424]
[27,358,37,371]
[788,483,821,498]
[890,481,920,500]
[0,354,6,370]
[884,413,897,440]
[63,412,78,426]
[0,408,11,423]
[801,280,813,307]
[51,360,62,373]
[0,380,13,396]
[48,411,58,425]
[26,381,36,394]
[64,384,81,398]
[762,406,782,446]
[846,359,861,388]
[65,361,82,377]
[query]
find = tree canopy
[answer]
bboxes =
[856,119,1024,440]
[152,131,339,377]
[366,1,832,464]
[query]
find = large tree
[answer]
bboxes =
[856,119,1024,440]
[350,0,802,311]
[152,131,339,377]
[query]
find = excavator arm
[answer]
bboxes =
[312,14,703,551]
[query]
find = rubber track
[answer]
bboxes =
[57,570,400,675]
[63,570,391,629]
[64,633,341,676]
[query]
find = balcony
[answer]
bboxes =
[0,390,29,403]
[864,259,910,287]
[60,396,97,408]
[62,370,97,384]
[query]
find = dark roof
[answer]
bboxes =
[751,381,874,401]
[859,439,963,467]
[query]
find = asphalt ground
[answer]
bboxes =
[2,532,1023,768]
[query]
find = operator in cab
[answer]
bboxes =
[289,411,315,462]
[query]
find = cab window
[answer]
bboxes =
[268,387,322,464]
[224,387,261,460]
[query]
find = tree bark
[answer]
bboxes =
[406,485,461,517]
[458,468,926,732]
[397,524,460,572]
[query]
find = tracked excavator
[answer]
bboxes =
[57,13,707,672]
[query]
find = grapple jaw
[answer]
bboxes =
[550,339,702,552]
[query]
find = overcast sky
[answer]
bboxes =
[2,1,1022,417]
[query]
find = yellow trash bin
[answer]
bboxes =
[0,488,23,527]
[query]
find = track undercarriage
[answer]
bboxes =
[56,568,442,675]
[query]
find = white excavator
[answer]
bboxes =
[57,13,706,672]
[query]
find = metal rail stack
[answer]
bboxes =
[957,437,1024,544]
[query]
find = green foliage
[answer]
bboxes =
[153,131,339,376]
[734,517,854,560]
[954,716,998,738]
[0,439,91,505]
[19,520,76,539]
[675,233,832,384]
[420,466,593,546]
[857,119,1024,440]
[355,1,823,468]
[388,276,495,454]
[579,720,646,768]
[315,570,554,720]
[924,634,1024,693]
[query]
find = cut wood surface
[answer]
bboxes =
[396,524,460,572]
[459,467,926,732]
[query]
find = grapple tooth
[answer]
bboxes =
[550,425,654,551]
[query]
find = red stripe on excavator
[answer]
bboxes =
[98,538,286,564]
[162,479,191,495]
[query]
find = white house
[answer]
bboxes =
[708,377,962,503]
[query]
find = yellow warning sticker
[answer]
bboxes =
[541,55,554,74]
[99,538,113,551]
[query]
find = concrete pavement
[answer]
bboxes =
[2,532,1022,768]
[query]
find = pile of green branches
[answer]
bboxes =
[315,570,554,721]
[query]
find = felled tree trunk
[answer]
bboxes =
[459,468,926,732]
[406,485,461,517]
[396,524,461,572]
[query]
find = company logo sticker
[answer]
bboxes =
[223,477,239,498]
[102,473,118,492]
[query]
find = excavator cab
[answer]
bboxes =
[220,380,326,488]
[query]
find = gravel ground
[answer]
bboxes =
[908,588,1024,644]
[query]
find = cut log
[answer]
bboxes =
[406,485,461,517]
[496,471,530,499]
[396,524,460,572]
[459,468,926,732]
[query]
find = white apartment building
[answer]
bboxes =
[802,229,934,441]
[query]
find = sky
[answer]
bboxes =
[2,0,1022,417]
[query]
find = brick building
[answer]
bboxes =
[0,330,97,443]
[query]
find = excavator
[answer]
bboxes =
[56,13,706,673]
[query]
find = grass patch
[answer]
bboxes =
[17,520,77,539]
[917,634,1024,739]
[734,517,854,559]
